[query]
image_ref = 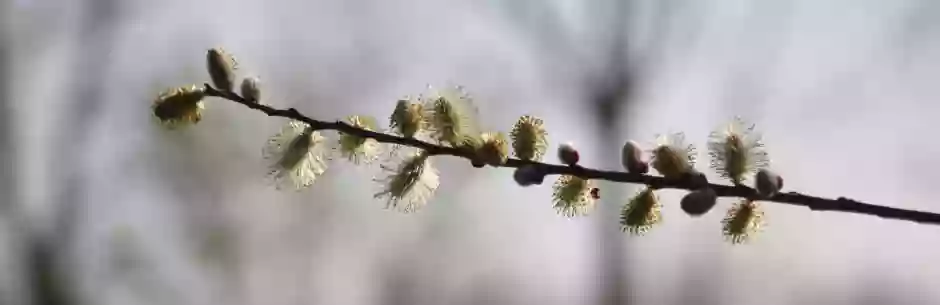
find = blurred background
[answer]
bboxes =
[5,0,940,304]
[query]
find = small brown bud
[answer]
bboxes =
[755,169,783,198]
[621,140,648,173]
[557,142,579,166]
[513,165,545,186]
[680,187,718,217]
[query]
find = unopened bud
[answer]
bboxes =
[621,140,648,173]
[240,77,261,103]
[207,48,236,91]
[755,169,783,198]
[513,165,545,186]
[680,187,718,217]
[557,142,579,166]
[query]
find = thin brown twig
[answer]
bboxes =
[204,83,940,225]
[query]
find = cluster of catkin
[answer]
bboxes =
[151,48,785,244]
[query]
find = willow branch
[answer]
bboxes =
[204,83,940,226]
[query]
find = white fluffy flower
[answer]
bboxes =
[374,148,440,213]
[476,131,510,166]
[650,132,696,180]
[389,96,426,139]
[620,188,662,235]
[421,85,482,147]
[337,115,383,165]
[551,175,597,217]
[707,117,769,184]
[263,120,330,190]
[722,200,766,245]
[151,84,206,129]
[510,115,548,161]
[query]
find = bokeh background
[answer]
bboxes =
[5,0,940,304]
